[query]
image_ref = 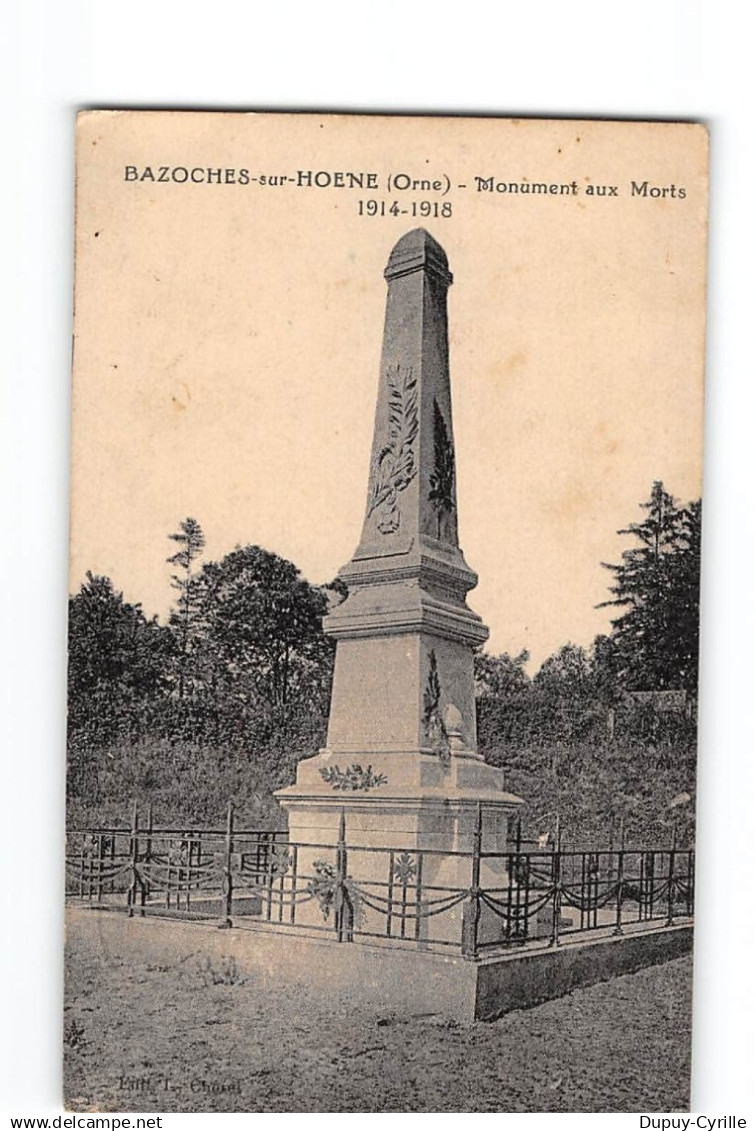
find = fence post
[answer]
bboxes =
[265,834,274,920]
[608,818,615,882]
[521,845,531,942]
[386,850,395,938]
[335,808,344,940]
[127,800,139,917]
[77,835,84,899]
[335,808,352,942]
[96,834,105,904]
[666,823,677,926]
[109,832,116,895]
[141,803,153,916]
[550,823,562,948]
[613,848,625,935]
[414,852,424,944]
[504,844,515,943]
[289,844,298,926]
[462,802,482,959]
[220,801,234,929]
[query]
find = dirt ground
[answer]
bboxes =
[64,907,692,1113]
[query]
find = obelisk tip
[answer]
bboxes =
[384,228,452,285]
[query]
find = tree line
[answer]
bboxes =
[67,482,701,839]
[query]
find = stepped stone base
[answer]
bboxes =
[69,908,693,1023]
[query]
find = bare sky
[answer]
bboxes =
[70,113,707,669]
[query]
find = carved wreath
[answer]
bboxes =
[320,763,388,791]
[307,859,338,919]
[307,859,364,926]
[367,364,419,534]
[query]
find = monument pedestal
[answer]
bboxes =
[278,748,522,846]
[277,747,523,946]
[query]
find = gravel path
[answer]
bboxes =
[64,908,692,1113]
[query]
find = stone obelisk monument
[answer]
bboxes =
[277,230,522,882]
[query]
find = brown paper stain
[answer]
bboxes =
[489,351,528,384]
[592,419,620,457]
[170,383,191,414]
[540,482,593,525]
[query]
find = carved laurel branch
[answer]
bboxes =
[319,763,388,791]
[367,364,419,534]
[423,650,451,765]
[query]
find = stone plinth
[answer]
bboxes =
[69,907,694,1025]
[275,230,524,945]
[276,767,521,944]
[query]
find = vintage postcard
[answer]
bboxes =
[66,111,708,1113]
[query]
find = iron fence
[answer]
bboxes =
[66,803,694,958]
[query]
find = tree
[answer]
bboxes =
[589,633,624,707]
[193,545,333,716]
[167,517,205,700]
[599,482,701,693]
[475,649,530,699]
[532,643,599,753]
[534,642,592,698]
[67,573,172,790]
[665,499,702,692]
[475,650,535,756]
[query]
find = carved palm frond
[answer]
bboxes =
[367,365,419,526]
[387,366,418,491]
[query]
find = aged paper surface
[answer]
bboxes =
[67,111,707,1114]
